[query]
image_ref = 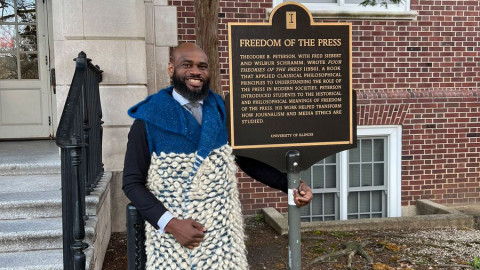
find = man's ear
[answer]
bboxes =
[168,62,174,77]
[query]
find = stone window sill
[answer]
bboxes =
[266,9,417,21]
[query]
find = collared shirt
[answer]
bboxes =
[172,89,204,106]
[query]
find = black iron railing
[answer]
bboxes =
[127,204,146,270]
[56,51,104,270]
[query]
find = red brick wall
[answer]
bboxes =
[237,172,287,216]
[168,0,480,214]
[170,0,196,42]
[357,89,480,206]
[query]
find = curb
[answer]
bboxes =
[262,199,475,235]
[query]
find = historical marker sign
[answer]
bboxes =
[227,2,356,172]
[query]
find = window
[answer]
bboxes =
[1,0,39,80]
[300,126,402,222]
[300,155,339,221]
[272,0,416,20]
[347,138,387,219]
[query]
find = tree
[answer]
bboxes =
[194,0,221,95]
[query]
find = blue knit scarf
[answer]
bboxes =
[128,86,228,160]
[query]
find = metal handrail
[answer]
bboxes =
[56,51,104,270]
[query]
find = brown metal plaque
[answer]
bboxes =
[227,2,356,172]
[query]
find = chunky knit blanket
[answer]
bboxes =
[128,87,248,269]
[145,145,247,269]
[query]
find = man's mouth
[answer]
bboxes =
[186,78,203,88]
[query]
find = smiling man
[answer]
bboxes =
[170,43,210,102]
[123,43,312,270]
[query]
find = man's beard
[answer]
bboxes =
[172,71,210,102]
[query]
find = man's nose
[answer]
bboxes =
[189,65,201,75]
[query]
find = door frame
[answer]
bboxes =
[45,0,56,137]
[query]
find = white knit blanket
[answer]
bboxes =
[145,145,248,270]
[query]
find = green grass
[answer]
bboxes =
[254,214,264,223]
[470,256,480,269]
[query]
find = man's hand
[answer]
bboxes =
[164,218,206,249]
[293,180,313,208]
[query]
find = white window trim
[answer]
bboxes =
[270,0,417,20]
[339,125,402,220]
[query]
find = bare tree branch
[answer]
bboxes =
[360,0,403,8]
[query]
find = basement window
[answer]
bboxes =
[300,126,402,222]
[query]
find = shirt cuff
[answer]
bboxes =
[157,211,174,234]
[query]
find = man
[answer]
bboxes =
[123,43,312,269]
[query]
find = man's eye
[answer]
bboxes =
[182,63,191,67]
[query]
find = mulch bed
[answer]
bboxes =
[103,217,480,270]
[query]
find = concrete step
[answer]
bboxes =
[0,140,60,176]
[0,174,62,219]
[0,217,62,252]
[0,190,62,220]
[0,174,61,194]
[0,217,95,252]
[0,139,110,270]
[0,248,93,270]
[0,249,63,270]
[0,188,101,220]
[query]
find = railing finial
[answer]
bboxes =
[74,51,87,69]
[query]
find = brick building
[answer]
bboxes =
[1,1,477,268]
[168,0,480,219]
[12,1,480,268]
[2,0,478,239]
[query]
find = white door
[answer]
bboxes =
[0,0,53,139]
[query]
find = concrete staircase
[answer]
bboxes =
[0,140,111,270]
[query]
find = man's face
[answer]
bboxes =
[169,47,210,102]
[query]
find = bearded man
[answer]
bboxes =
[123,43,312,269]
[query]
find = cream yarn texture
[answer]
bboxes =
[145,145,248,270]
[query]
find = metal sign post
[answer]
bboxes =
[286,150,301,270]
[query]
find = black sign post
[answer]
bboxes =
[227,2,356,269]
